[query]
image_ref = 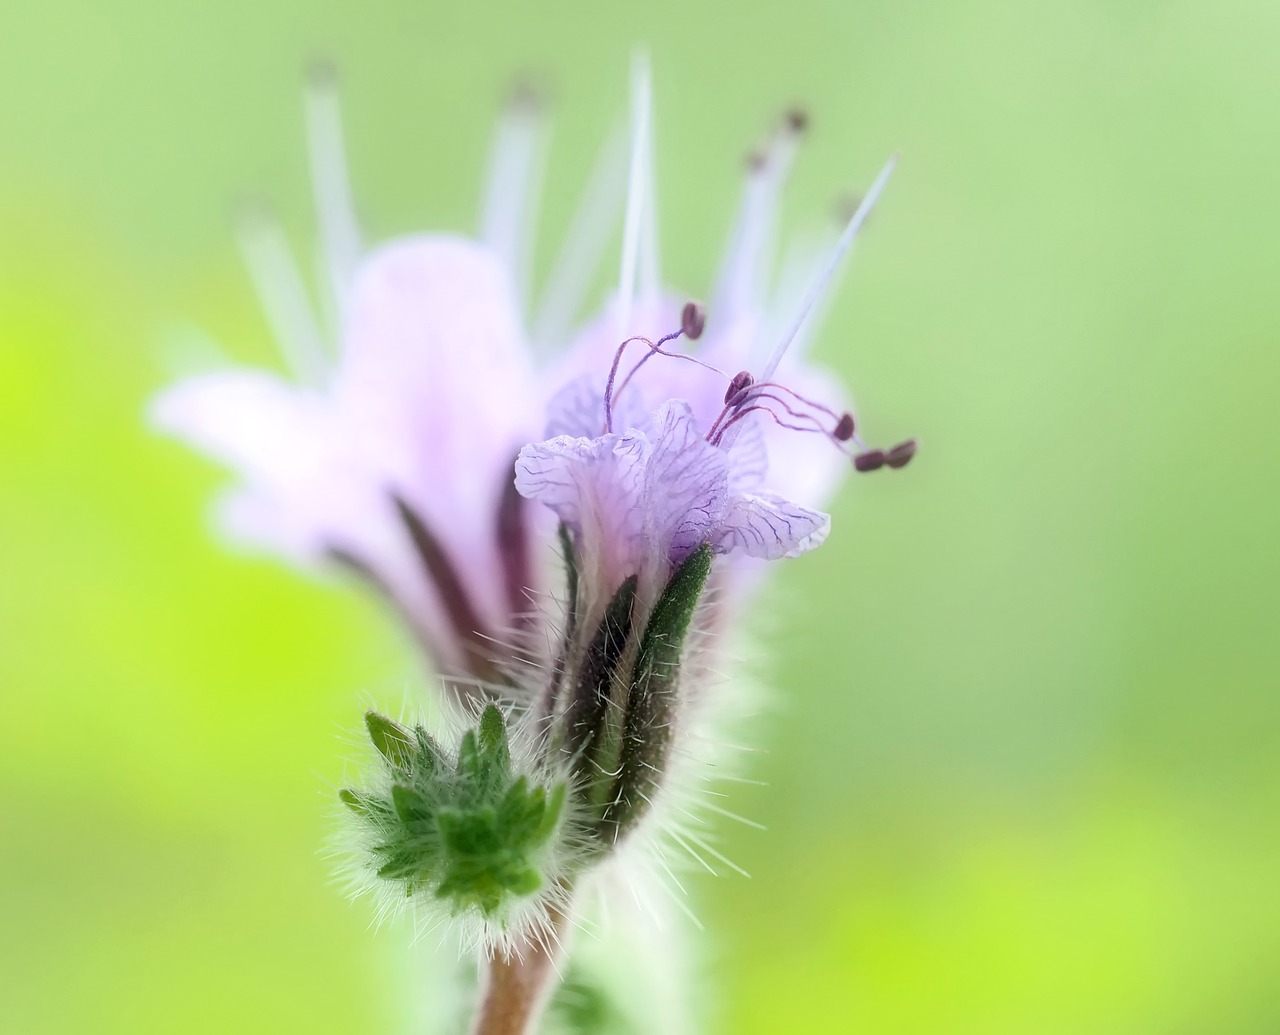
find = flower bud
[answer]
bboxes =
[341,704,570,931]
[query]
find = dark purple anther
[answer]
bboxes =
[785,107,809,133]
[885,438,918,469]
[724,370,755,405]
[833,412,855,441]
[681,300,706,341]
[853,449,886,473]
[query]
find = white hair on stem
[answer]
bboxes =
[304,64,363,333]
[760,152,899,381]
[234,203,330,384]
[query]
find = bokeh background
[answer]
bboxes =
[3,1,1278,1032]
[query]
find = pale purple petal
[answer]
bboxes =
[544,375,606,439]
[148,369,339,490]
[713,491,829,560]
[516,431,649,593]
[337,235,541,626]
[724,415,768,495]
[642,402,728,563]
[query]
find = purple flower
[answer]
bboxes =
[150,71,549,683]
[150,59,906,686]
[516,394,829,609]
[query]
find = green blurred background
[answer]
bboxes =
[3,1,1278,1032]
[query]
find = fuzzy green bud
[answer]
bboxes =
[342,704,568,920]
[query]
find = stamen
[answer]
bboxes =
[681,300,707,340]
[235,199,330,385]
[603,320,727,433]
[760,152,899,382]
[707,378,861,453]
[712,109,808,326]
[714,402,829,442]
[533,123,628,351]
[304,60,362,330]
[618,52,653,335]
[885,438,918,469]
[724,370,755,404]
[853,449,886,473]
[639,64,661,306]
[479,79,549,308]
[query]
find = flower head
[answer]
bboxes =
[154,60,917,989]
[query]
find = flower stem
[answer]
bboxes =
[469,910,567,1035]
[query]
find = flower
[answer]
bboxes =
[151,59,906,689]
[150,68,551,685]
[154,54,917,1035]
[516,388,830,612]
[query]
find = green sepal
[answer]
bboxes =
[603,544,713,839]
[342,703,570,920]
[562,574,638,788]
[339,787,375,815]
[365,711,415,772]
[391,783,431,824]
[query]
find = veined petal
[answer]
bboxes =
[515,430,649,595]
[714,491,830,560]
[642,402,728,564]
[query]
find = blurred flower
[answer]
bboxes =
[150,67,550,686]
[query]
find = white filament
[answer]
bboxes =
[760,153,898,381]
[532,123,629,352]
[236,206,329,384]
[618,52,653,335]
[479,90,549,310]
[304,68,363,332]
[712,123,802,326]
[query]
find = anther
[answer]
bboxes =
[724,370,755,405]
[681,300,707,341]
[833,412,855,441]
[745,148,768,172]
[785,107,810,134]
[885,438,918,469]
[506,76,543,112]
[306,56,339,90]
[853,449,886,473]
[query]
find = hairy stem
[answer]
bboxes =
[469,909,568,1035]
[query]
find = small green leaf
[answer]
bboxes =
[339,788,372,815]
[563,574,638,785]
[391,784,430,824]
[478,704,511,773]
[365,712,415,772]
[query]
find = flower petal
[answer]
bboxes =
[642,402,729,563]
[337,235,542,626]
[714,491,830,560]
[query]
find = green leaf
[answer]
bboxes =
[391,784,430,824]
[365,711,415,772]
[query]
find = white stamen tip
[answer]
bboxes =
[760,152,899,381]
[618,50,653,335]
[304,68,362,329]
[235,201,329,384]
[479,80,550,307]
